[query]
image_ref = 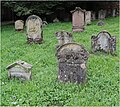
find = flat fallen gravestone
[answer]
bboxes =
[6,60,32,80]
[15,20,24,31]
[91,30,116,55]
[56,43,89,83]
[55,31,73,48]
[26,15,43,44]
[70,7,86,32]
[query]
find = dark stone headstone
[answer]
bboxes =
[56,43,89,83]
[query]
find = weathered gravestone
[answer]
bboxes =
[91,11,96,21]
[70,7,86,32]
[26,15,43,44]
[6,60,32,80]
[15,20,24,31]
[106,9,112,17]
[98,9,107,20]
[91,30,116,55]
[85,11,91,25]
[53,18,59,23]
[55,31,73,48]
[97,20,105,26]
[112,9,116,17]
[56,43,89,83]
[42,21,48,27]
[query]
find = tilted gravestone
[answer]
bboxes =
[85,11,91,25]
[26,15,43,44]
[56,43,89,83]
[91,30,116,55]
[55,31,73,48]
[15,20,24,31]
[70,7,86,32]
[98,10,107,20]
[6,60,32,80]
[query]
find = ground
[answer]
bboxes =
[1,16,119,106]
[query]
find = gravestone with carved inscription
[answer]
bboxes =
[85,11,91,25]
[56,43,89,83]
[26,15,43,44]
[91,30,116,55]
[6,60,32,80]
[15,20,24,31]
[70,7,86,32]
[55,31,73,48]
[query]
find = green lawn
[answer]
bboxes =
[1,16,119,106]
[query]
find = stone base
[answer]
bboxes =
[72,28,84,32]
[27,38,43,44]
[15,29,24,32]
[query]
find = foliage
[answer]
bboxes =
[1,16,119,106]
[2,1,63,16]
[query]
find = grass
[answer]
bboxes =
[1,16,119,106]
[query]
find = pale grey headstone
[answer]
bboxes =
[6,60,32,80]
[85,11,91,25]
[15,20,24,31]
[91,30,116,55]
[26,15,43,44]
[55,31,73,49]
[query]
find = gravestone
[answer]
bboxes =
[106,9,111,17]
[85,11,91,25]
[56,43,89,83]
[91,11,96,21]
[53,18,59,23]
[112,9,116,17]
[97,20,105,26]
[26,15,43,44]
[98,10,107,20]
[70,7,86,32]
[91,30,116,55]
[15,20,24,31]
[6,60,32,80]
[55,31,73,48]
[42,21,48,27]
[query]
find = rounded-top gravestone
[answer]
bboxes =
[15,20,24,31]
[91,30,116,55]
[26,15,43,44]
[56,43,89,83]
